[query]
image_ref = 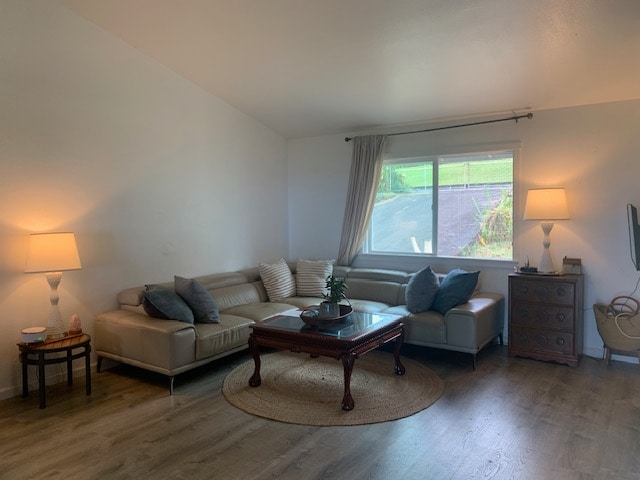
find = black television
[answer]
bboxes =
[628,204,640,270]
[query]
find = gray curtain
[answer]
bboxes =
[337,135,388,265]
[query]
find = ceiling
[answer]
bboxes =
[57,0,640,139]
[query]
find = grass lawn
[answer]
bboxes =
[386,158,512,189]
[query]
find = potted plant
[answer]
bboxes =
[319,275,348,318]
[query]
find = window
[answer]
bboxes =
[365,149,514,260]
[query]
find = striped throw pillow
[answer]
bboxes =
[258,258,296,302]
[296,260,334,297]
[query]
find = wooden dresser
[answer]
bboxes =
[508,273,584,366]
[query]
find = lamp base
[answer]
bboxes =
[45,272,67,339]
[45,306,67,339]
[538,222,557,274]
[538,250,557,274]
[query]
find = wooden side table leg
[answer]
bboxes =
[20,353,29,398]
[21,353,28,398]
[38,352,46,409]
[248,335,261,387]
[341,353,356,411]
[85,345,91,396]
[67,348,73,386]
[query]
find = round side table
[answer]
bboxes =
[17,333,92,409]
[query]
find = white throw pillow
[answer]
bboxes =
[296,259,334,297]
[258,258,296,302]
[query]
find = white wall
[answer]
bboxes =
[288,135,353,260]
[0,0,288,399]
[288,99,640,361]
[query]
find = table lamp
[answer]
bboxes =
[24,232,82,339]
[523,188,570,273]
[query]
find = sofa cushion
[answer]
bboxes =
[223,303,297,322]
[192,271,251,291]
[280,296,324,310]
[295,259,333,297]
[346,268,410,284]
[194,314,254,361]
[259,258,297,302]
[118,286,145,307]
[346,298,390,313]
[432,269,480,314]
[344,278,401,306]
[174,275,220,324]
[212,283,263,311]
[405,266,439,313]
[142,285,195,324]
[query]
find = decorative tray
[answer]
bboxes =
[518,271,564,276]
[300,304,353,328]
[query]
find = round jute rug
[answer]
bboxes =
[222,350,444,426]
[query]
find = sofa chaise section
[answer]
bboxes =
[384,293,504,369]
[95,309,253,393]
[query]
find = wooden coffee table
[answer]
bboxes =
[248,311,405,411]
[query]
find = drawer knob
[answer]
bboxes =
[557,338,566,347]
[520,334,528,342]
[556,313,566,322]
[556,287,566,297]
[519,309,529,318]
[519,286,528,294]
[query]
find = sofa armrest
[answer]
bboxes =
[444,293,504,353]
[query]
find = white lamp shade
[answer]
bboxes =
[523,188,570,221]
[25,232,82,273]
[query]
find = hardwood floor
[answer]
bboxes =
[1,344,640,480]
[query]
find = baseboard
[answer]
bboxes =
[502,343,639,366]
[583,346,639,364]
[0,361,98,402]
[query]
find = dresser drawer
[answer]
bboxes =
[510,301,575,331]
[510,278,575,306]
[509,326,575,357]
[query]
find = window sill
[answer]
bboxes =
[352,253,516,272]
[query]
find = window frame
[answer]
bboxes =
[363,145,519,261]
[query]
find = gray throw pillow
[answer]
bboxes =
[174,275,220,323]
[143,284,195,324]
[431,269,480,314]
[405,266,440,313]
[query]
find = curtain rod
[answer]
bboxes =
[344,112,533,142]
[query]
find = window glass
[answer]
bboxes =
[367,150,513,260]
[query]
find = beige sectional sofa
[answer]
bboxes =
[95,265,504,393]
